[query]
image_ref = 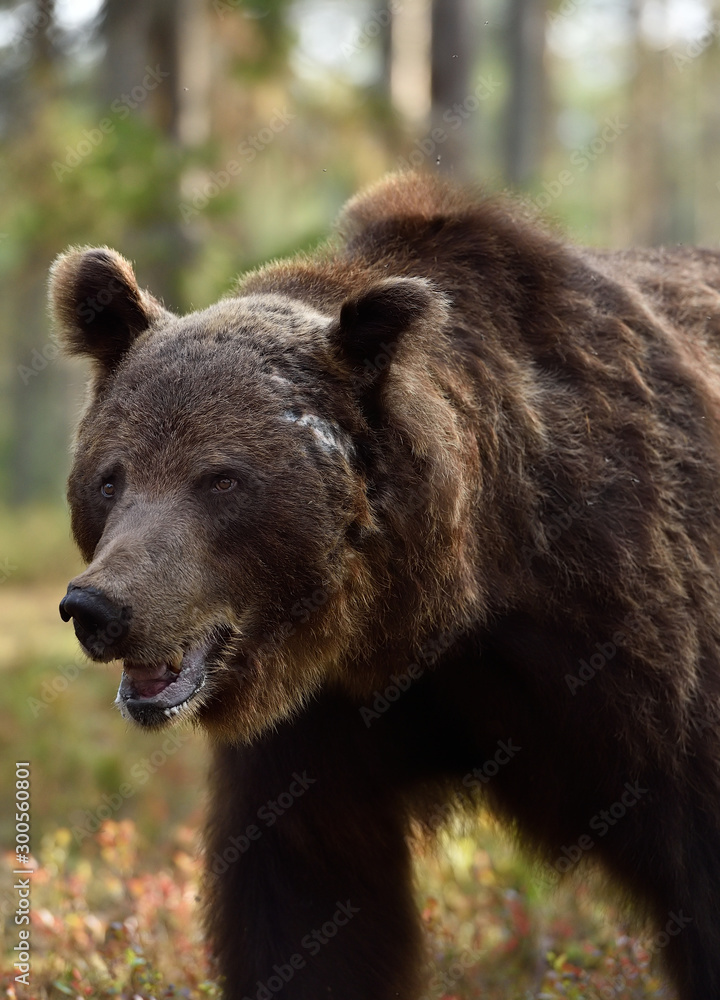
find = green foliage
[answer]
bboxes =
[417,828,670,998]
[222,0,296,79]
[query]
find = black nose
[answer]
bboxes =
[59,585,129,653]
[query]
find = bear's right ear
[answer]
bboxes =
[49,246,171,372]
[334,277,448,384]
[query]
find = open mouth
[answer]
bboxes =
[117,633,229,727]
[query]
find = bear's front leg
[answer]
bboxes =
[203,692,426,1000]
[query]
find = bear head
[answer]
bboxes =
[50,246,458,743]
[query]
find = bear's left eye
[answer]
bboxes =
[212,476,237,493]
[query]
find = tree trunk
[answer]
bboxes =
[390,0,431,126]
[431,0,476,177]
[504,0,547,187]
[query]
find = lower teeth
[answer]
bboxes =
[161,676,205,717]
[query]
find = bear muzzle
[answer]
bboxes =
[59,582,234,729]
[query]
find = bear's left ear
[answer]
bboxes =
[49,246,172,374]
[334,277,446,379]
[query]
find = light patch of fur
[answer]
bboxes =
[282,410,353,461]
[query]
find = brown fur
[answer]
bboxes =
[52,172,720,999]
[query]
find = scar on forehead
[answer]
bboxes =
[281,410,353,460]
[268,371,353,460]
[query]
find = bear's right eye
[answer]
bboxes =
[212,476,237,494]
[100,482,115,498]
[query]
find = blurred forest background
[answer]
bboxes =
[1,0,719,996]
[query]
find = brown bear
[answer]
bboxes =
[52,171,720,1000]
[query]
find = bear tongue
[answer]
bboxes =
[117,642,211,713]
[124,662,176,699]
